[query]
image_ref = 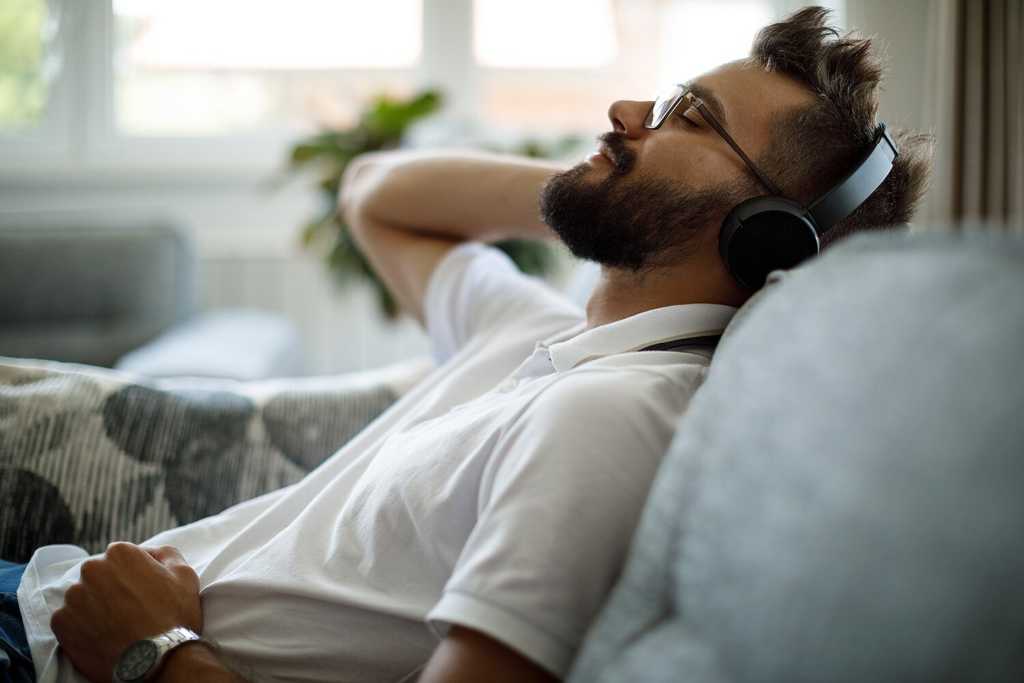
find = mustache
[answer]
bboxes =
[596,131,636,175]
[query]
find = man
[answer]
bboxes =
[3,7,931,683]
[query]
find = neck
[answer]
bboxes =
[583,258,748,330]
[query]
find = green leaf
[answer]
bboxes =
[278,87,571,320]
[300,219,324,247]
[361,89,443,140]
[319,175,341,196]
[495,239,558,276]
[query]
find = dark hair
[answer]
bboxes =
[750,6,934,249]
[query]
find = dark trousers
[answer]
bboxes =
[0,560,34,683]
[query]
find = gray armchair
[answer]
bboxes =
[0,211,303,380]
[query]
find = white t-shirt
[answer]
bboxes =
[18,242,737,682]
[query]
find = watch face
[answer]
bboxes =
[116,639,159,681]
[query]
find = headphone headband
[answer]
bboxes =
[719,122,899,290]
[807,124,899,232]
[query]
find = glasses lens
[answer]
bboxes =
[645,83,685,128]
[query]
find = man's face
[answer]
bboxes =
[540,60,815,272]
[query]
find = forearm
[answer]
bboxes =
[340,149,569,243]
[156,641,251,683]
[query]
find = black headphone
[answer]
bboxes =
[719,124,899,290]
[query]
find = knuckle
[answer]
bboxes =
[50,607,68,634]
[63,583,84,606]
[176,564,199,583]
[105,541,134,558]
[79,559,102,582]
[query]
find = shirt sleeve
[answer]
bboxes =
[425,367,702,677]
[423,241,580,365]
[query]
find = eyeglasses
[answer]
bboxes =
[644,83,783,196]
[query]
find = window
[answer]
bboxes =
[475,0,617,69]
[657,1,777,85]
[113,0,422,136]
[0,0,60,132]
[473,0,777,136]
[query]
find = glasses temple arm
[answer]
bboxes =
[696,101,786,196]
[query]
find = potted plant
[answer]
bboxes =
[285,89,564,318]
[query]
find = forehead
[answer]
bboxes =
[693,60,815,149]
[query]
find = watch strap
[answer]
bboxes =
[114,626,207,683]
[148,626,207,681]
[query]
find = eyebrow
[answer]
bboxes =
[684,82,729,128]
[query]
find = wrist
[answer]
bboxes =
[155,640,239,683]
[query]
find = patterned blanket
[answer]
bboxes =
[0,357,432,562]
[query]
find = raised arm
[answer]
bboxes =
[339,150,568,327]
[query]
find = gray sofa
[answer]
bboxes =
[0,212,303,380]
[1,228,1021,680]
[568,228,1024,682]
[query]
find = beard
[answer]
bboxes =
[539,132,748,272]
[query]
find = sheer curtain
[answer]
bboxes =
[924,0,1024,233]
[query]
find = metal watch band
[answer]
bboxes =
[113,626,205,683]
[147,626,205,680]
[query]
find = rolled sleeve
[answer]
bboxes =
[428,590,576,677]
[423,241,580,365]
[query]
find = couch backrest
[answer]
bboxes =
[568,229,1024,682]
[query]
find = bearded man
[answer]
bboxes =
[4,7,931,683]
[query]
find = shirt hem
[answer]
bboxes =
[19,545,90,683]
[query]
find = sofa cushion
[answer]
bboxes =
[0,358,431,562]
[568,229,1024,682]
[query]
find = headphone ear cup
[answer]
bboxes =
[719,196,821,289]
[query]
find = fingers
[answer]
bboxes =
[104,542,187,572]
[100,542,197,588]
[140,545,199,586]
[141,544,187,566]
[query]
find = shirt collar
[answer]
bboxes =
[543,303,737,372]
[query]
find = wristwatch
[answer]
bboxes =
[113,626,208,682]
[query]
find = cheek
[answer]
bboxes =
[642,138,748,189]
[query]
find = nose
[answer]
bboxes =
[607,99,653,139]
